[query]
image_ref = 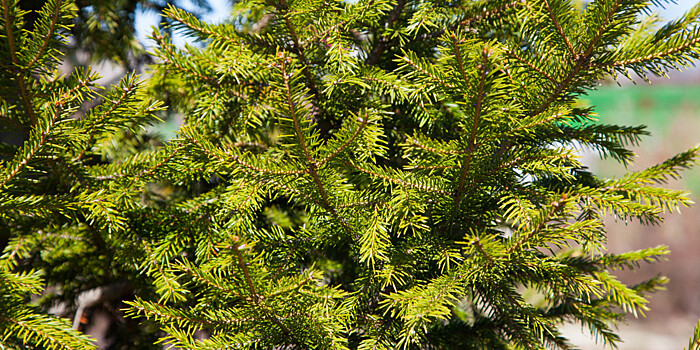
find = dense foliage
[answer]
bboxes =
[18,0,212,67]
[2,0,700,349]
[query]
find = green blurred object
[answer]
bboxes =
[585,84,700,197]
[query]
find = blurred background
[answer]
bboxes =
[562,4,700,349]
[49,0,700,348]
[565,76,700,349]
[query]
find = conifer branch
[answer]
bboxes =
[231,242,257,301]
[2,0,35,124]
[279,59,349,232]
[450,33,472,90]
[128,299,251,327]
[415,0,523,41]
[399,55,453,88]
[0,271,42,292]
[345,161,449,195]
[0,78,92,189]
[317,114,368,165]
[4,1,699,348]
[153,35,250,102]
[164,6,239,48]
[479,112,564,146]
[281,63,317,162]
[300,0,381,51]
[592,35,700,69]
[180,265,244,299]
[127,148,183,186]
[265,272,314,299]
[76,80,137,161]
[454,49,489,206]
[0,237,25,270]
[531,0,622,116]
[23,0,65,73]
[304,21,345,50]
[272,0,322,100]
[0,313,95,350]
[154,36,217,83]
[140,241,184,302]
[507,197,563,254]
[261,178,318,205]
[230,241,302,346]
[471,152,571,190]
[582,0,623,53]
[505,48,558,84]
[94,146,184,183]
[361,74,410,100]
[542,0,576,58]
[502,193,534,228]
[470,237,497,264]
[530,65,581,117]
[233,155,306,175]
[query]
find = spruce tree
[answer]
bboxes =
[2,0,700,349]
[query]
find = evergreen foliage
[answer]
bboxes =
[2,0,700,349]
[688,319,700,350]
[18,0,212,68]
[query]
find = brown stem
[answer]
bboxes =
[232,242,259,301]
[451,33,470,87]
[542,0,576,58]
[471,237,496,264]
